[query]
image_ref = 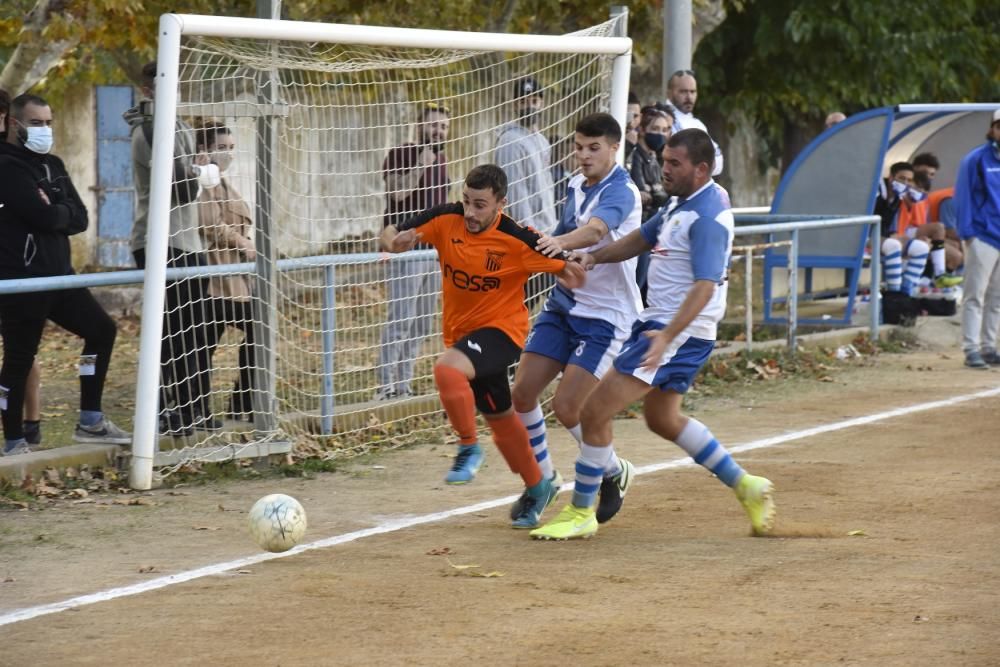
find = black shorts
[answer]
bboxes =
[454,327,521,415]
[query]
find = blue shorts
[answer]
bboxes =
[523,310,624,379]
[613,320,714,393]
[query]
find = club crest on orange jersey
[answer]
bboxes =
[485,249,505,272]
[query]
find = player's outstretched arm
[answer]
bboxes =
[535,218,608,257]
[582,228,652,266]
[379,225,423,253]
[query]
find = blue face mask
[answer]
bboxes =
[17,121,53,155]
[644,132,667,153]
[890,180,908,197]
[907,187,927,203]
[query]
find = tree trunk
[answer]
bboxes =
[0,0,79,95]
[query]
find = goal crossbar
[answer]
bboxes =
[167,13,632,55]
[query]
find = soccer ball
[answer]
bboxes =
[248,494,307,553]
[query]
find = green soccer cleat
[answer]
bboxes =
[509,470,563,520]
[529,503,598,540]
[934,273,963,288]
[734,474,776,536]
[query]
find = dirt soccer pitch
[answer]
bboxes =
[1,322,998,666]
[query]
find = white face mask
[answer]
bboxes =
[20,124,53,154]
[210,150,234,172]
[195,163,221,189]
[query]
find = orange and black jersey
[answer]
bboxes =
[398,202,566,348]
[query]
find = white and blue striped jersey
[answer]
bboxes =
[640,180,733,340]
[543,164,643,332]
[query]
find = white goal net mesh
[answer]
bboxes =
[147,16,625,471]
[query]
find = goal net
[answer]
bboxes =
[131,12,631,487]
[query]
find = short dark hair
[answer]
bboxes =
[911,152,939,170]
[667,128,715,171]
[668,69,696,87]
[627,91,640,106]
[890,161,914,176]
[11,93,49,122]
[914,171,932,191]
[141,61,157,89]
[575,112,621,143]
[465,164,507,199]
[196,120,230,150]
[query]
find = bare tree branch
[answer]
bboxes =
[0,0,81,94]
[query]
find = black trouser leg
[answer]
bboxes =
[46,289,117,413]
[0,295,48,441]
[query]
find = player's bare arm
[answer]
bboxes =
[640,279,715,370]
[379,224,423,253]
[571,227,652,267]
[535,217,609,257]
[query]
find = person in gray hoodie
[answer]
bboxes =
[125,61,220,433]
[495,77,557,310]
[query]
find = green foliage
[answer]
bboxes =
[694,0,1000,163]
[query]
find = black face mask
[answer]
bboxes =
[644,132,667,153]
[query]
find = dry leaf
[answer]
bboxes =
[446,559,480,570]
[71,488,88,498]
[3,577,15,583]
[847,530,866,537]
[138,565,157,573]
[467,571,505,578]
[192,526,221,531]
[426,547,453,556]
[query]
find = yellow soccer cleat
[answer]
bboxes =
[529,503,598,540]
[734,474,776,536]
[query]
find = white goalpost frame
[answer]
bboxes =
[131,12,633,490]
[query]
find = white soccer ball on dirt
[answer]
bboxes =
[248,493,307,553]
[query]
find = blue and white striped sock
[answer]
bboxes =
[572,443,615,508]
[902,238,929,293]
[882,238,903,292]
[674,418,744,488]
[516,405,553,480]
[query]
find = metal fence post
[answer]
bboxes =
[320,264,336,435]
[869,220,881,341]
[787,229,799,350]
[745,251,753,356]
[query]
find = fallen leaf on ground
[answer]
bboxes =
[446,559,480,570]
[192,526,221,531]
[138,565,156,573]
[467,571,505,578]
[847,530,866,537]
[426,547,453,556]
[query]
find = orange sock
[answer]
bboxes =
[433,365,478,445]
[488,412,542,488]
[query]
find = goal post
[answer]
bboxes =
[131,11,632,490]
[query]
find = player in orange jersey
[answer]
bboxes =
[380,164,586,528]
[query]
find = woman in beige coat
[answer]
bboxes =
[195,122,257,421]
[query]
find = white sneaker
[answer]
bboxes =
[73,417,132,446]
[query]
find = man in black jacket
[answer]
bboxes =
[0,94,131,455]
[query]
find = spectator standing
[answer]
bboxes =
[624,91,641,164]
[956,109,1000,369]
[0,94,131,456]
[628,106,673,304]
[194,122,258,420]
[376,102,450,400]
[494,77,557,234]
[0,88,42,445]
[126,61,219,433]
[662,70,724,176]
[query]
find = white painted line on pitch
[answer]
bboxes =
[2,384,998,628]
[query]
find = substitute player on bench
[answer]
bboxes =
[380,164,586,529]
[509,112,642,526]
[530,129,776,540]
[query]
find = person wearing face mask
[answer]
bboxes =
[125,61,216,434]
[0,94,131,455]
[955,109,1000,369]
[0,89,43,448]
[193,121,257,421]
[628,106,674,305]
